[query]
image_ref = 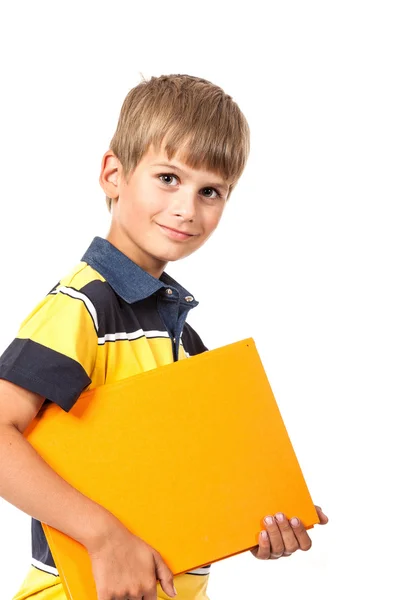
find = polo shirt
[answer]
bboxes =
[0,236,211,578]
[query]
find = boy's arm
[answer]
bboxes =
[0,378,177,599]
[0,378,117,551]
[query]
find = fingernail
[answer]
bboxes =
[276,512,284,522]
[261,530,268,540]
[264,516,274,525]
[290,517,299,527]
[173,585,178,595]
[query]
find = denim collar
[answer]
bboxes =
[81,236,199,307]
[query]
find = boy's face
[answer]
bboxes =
[100,143,230,278]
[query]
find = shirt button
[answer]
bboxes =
[185,295,194,302]
[166,288,173,295]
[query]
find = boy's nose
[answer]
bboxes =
[170,191,197,221]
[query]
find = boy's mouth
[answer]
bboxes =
[157,223,196,241]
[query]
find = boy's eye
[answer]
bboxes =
[158,173,221,200]
[159,174,179,186]
[202,187,220,199]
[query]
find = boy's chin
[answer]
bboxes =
[155,249,194,263]
[153,245,198,263]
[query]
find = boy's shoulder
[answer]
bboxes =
[58,260,105,291]
[53,260,118,314]
[16,260,117,337]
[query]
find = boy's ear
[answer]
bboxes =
[99,151,122,199]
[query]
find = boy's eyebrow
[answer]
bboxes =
[151,162,229,192]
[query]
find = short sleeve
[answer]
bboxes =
[0,286,98,412]
[181,321,208,356]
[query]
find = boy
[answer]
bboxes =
[0,74,328,600]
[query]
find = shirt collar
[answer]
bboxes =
[81,236,199,307]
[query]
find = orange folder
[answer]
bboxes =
[24,338,318,600]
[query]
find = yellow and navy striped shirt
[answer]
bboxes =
[0,236,211,579]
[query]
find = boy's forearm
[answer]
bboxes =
[0,423,117,552]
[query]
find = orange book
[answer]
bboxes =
[24,338,319,599]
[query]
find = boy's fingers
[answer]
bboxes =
[315,505,329,524]
[153,552,177,598]
[289,517,312,551]
[274,513,299,554]
[263,516,284,557]
[250,530,271,560]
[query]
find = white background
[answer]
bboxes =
[0,1,399,598]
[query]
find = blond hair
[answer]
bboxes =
[105,73,250,211]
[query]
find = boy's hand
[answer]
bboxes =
[250,505,328,561]
[87,517,177,600]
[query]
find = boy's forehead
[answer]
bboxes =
[141,143,183,165]
[141,144,229,185]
